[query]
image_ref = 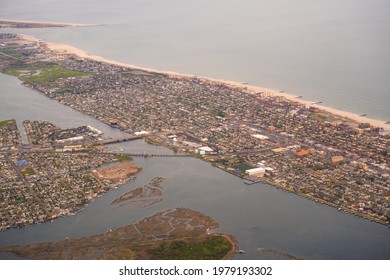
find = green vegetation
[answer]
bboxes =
[150,236,232,260]
[56,85,75,94]
[187,151,204,159]
[20,168,35,176]
[116,155,132,162]
[0,119,13,129]
[2,64,94,86]
[144,136,160,146]
[0,48,23,59]
[316,114,327,120]
[233,163,254,172]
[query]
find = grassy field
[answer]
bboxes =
[2,64,94,86]
[20,168,36,176]
[0,119,14,129]
[0,48,23,59]
[233,163,254,172]
[316,114,327,120]
[116,155,133,162]
[150,236,232,260]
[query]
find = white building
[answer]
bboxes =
[245,167,265,176]
[87,126,103,135]
[251,134,269,140]
[134,131,149,136]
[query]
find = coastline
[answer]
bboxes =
[17,34,389,131]
[0,208,236,260]
[209,162,389,227]
[1,31,388,262]
[4,34,388,227]
[0,19,94,28]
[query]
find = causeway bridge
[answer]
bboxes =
[124,153,191,158]
[90,151,191,158]
[98,135,143,145]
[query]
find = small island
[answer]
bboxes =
[112,177,164,207]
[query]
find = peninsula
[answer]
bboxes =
[0,119,141,231]
[0,33,389,226]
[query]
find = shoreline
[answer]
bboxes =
[0,19,94,28]
[209,162,389,227]
[17,34,389,131]
[0,208,236,260]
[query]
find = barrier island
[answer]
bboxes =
[0,33,389,226]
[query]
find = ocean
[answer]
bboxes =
[1,0,390,260]
[1,0,389,121]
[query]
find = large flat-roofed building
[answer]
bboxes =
[196,146,214,155]
[245,167,265,176]
[251,134,269,140]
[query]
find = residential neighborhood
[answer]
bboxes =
[1,33,389,227]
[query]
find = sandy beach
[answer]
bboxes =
[0,19,94,28]
[20,34,390,131]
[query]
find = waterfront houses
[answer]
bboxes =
[1,33,389,225]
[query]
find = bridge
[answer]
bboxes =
[124,153,191,158]
[98,135,143,145]
[89,151,191,158]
